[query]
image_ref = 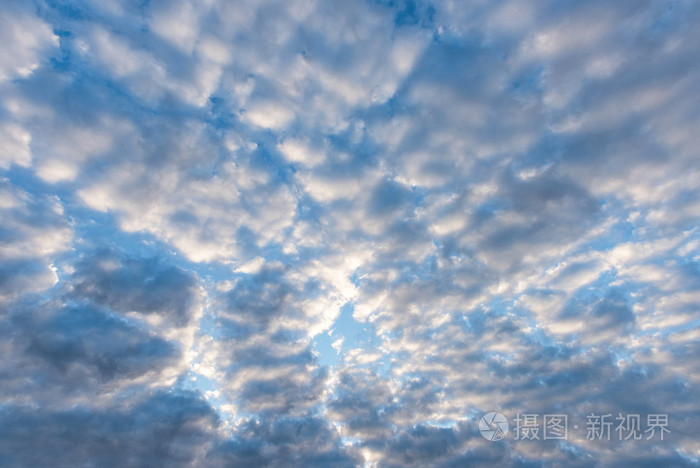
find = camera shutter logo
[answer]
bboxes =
[479,412,509,441]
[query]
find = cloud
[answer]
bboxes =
[19,303,179,386]
[0,391,219,468]
[207,415,361,468]
[70,249,203,327]
[0,1,57,82]
[0,179,70,305]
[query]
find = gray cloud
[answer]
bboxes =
[0,391,219,468]
[70,249,202,326]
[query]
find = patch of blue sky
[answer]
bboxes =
[314,302,379,367]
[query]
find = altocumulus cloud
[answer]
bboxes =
[0,0,699,466]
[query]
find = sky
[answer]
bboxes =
[1,0,699,466]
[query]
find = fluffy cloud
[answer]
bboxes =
[0,391,219,467]
[0,1,57,82]
[0,179,70,304]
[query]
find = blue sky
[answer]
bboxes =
[1,0,700,466]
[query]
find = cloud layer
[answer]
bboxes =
[1,0,699,466]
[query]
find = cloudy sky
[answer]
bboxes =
[1,0,699,466]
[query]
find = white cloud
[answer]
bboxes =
[0,4,57,81]
[0,122,31,168]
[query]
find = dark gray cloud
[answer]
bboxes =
[70,249,202,326]
[0,391,219,468]
[207,416,361,468]
[22,303,177,383]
